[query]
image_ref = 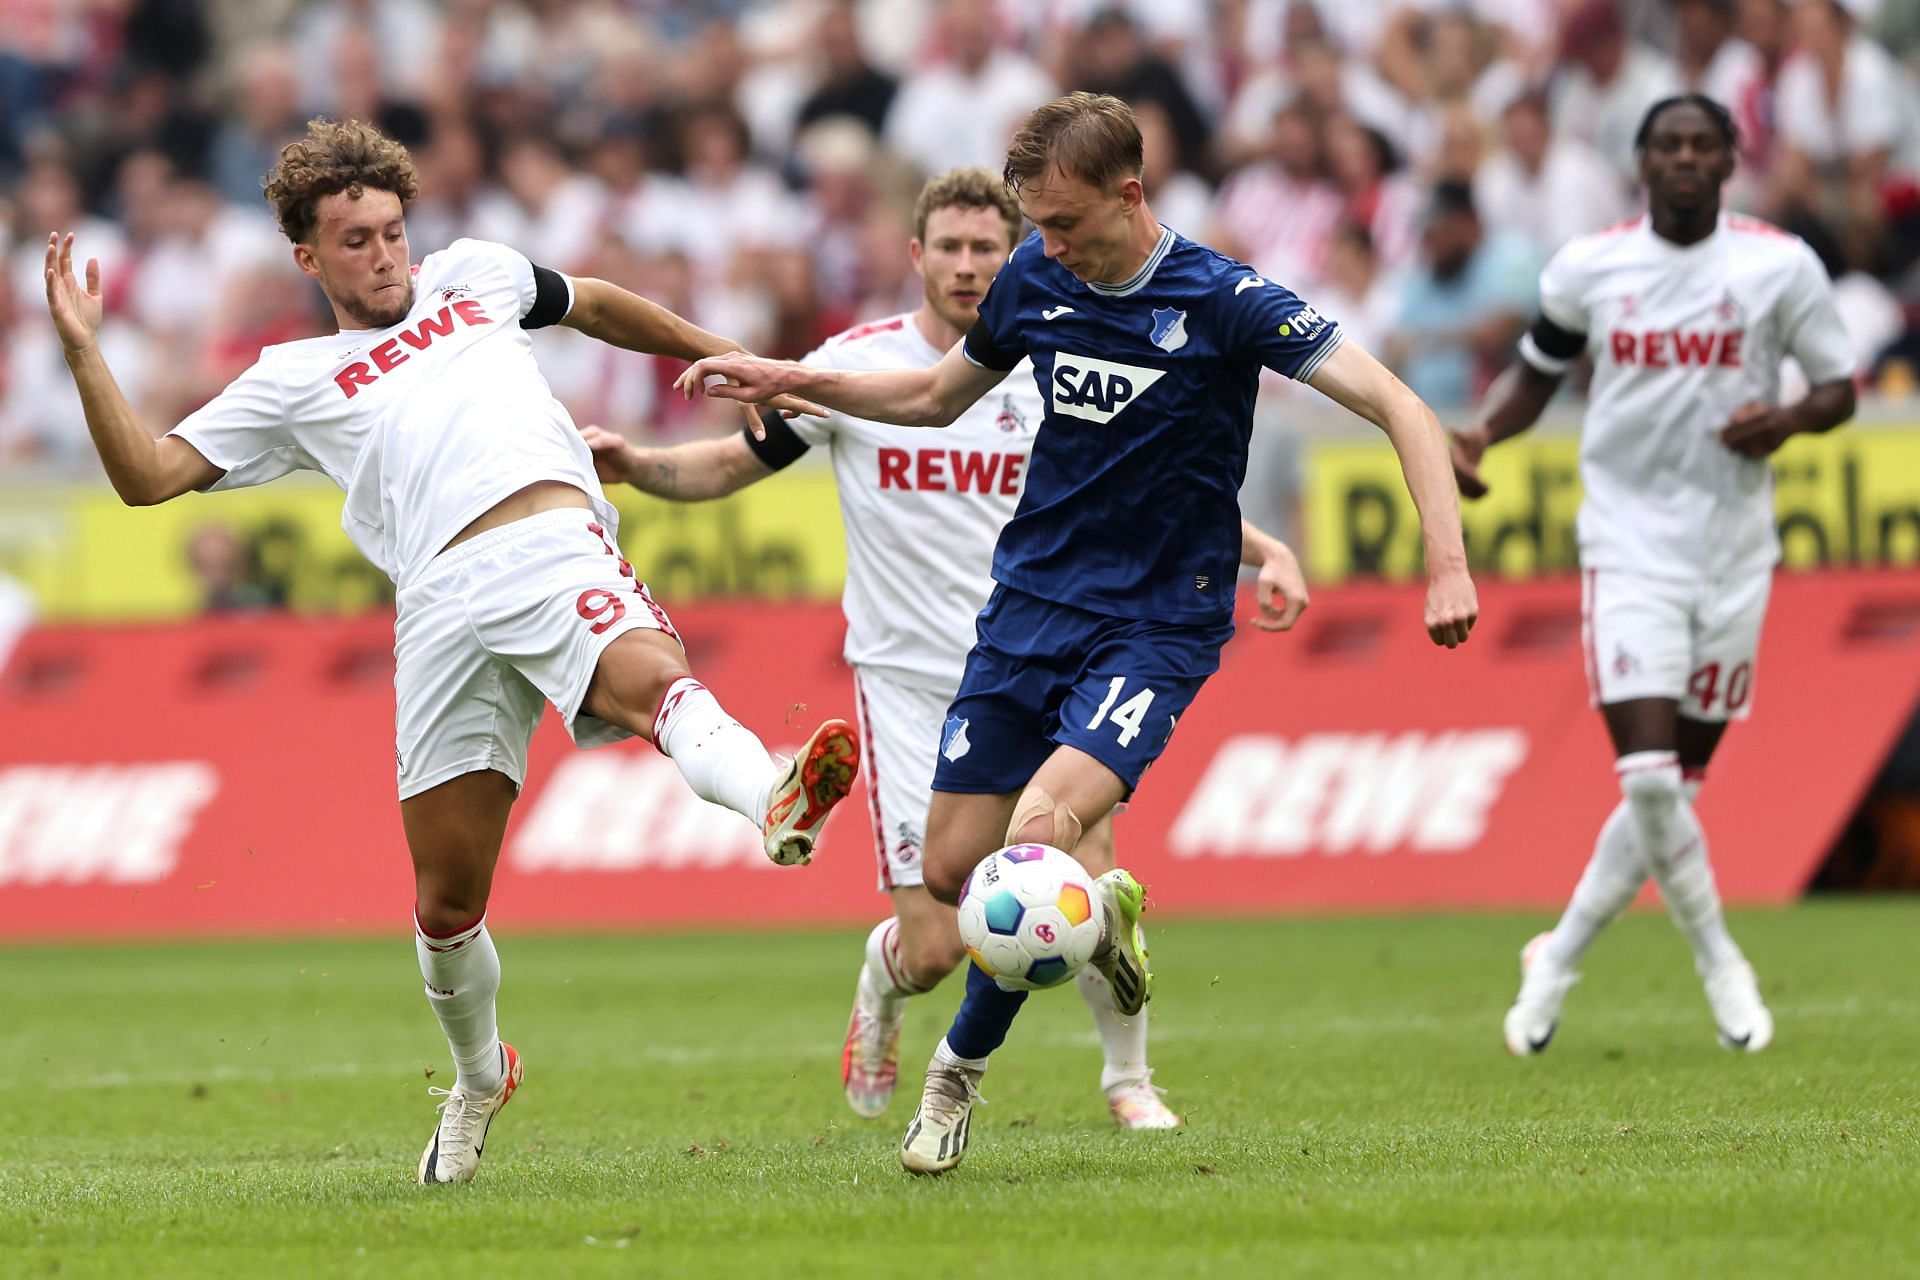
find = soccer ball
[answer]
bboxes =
[957,843,1103,991]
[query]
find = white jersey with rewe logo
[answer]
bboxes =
[1520,213,1853,582]
[167,237,613,585]
[787,313,1043,690]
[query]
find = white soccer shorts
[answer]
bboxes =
[1580,567,1772,723]
[393,508,680,799]
[852,666,958,891]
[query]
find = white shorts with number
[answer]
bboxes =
[852,666,956,891]
[393,508,679,800]
[1580,567,1771,722]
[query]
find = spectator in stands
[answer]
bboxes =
[1326,112,1423,274]
[1134,97,1214,239]
[1552,0,1682,178]
[186,522,273,614]
[209,42,304,208]
[1312,221,1396,358]
[1385,181,1538,412]
[1475,89,1631,261]
[1211,99,1343,292]
[794,0,898,140]
[1069,7,1213,178]
[884,0,1056,175]
[673,102,803,284]
[469,130,608,275]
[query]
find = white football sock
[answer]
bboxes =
[934,1036,989,1073]
[1078,951,1151,1092]
[860,918,934,1012]
[415,912,503,1094]
[1540,799,1644,969]
[652,677,776,825]
[1618,751,1744,973]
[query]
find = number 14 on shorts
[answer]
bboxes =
[1087,676,1157,747]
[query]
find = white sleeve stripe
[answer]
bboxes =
[1518,331,1575,375]
[961,347,991,370]
[559,272,576,319]
[1293,328,1345,382]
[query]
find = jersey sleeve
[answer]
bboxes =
[1518,242,1593,375]
[1777,241,1855,385]
[165,356,304,491]
[1221,276,1344,381]
[451,238,575,329]
[961,239,1030,372]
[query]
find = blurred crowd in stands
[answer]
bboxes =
[3,0,1920,467]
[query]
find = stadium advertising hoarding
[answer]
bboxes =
[5,423,1920,623]
[2,576,1916,939]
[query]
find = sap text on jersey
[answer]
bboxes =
[1608,328,1744,369]
[877,448,1026,494]
[332,299,495,398]
[1047,352,1167,424]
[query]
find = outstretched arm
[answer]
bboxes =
[674,340,1007,429]
[44,233,221,505]
[1305,340,1478,647]
[1240,519,1309,632]
[580,423,775,501]
[560,276,824,433]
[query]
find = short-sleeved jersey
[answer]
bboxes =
[1520,214,1854,581]
[785,313,1045,690]
[167,238,613,585]
[963,227,1342,625]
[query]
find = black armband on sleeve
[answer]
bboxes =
[961,318,1022,372]
[520,264,573,330]
[1518,314,1585,373]
[742,409,812,471]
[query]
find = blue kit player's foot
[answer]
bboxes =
[763,719,861,866]
[1504,932,1578,1056]
[418,1042,523,1184]
[1090,869,1151,1016]
[900,1054,984,1175]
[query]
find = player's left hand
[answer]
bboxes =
[1250,540,1309,632]
[578,423,637,483]
[676,354,828,434]
[1718,400,1796,459]
[1425,567,1478,649]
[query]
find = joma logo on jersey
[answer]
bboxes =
[1048,351,1167,424]
[333,299,494,399]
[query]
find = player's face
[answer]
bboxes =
[295,187,414,330]
[911,204,1017,332]
[1639,104,1734,216]
[1017,167,1142,283]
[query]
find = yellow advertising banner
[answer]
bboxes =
[1303,424,1920,582]
[0,463,848,622]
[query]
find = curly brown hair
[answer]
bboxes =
[913,166,1023,248]
[263,118,422,245]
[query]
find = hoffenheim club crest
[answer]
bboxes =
[1150,307,1188,352]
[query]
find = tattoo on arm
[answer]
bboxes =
[652,460,678,497]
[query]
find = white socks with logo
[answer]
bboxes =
[415,911,503,1095]
[652,677,777,826]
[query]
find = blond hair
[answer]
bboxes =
[913,166,1024,248]
[263,118,422,244]
[1002,92,1143,194]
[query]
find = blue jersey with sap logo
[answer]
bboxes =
[962,227,1341,624]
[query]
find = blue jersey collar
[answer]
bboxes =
[1086,225,1175,298]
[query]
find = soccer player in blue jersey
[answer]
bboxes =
[680,92,1478,1174]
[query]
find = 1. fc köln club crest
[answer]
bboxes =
[1150,307,1189,352]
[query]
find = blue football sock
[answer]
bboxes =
[944,961,1028,1061]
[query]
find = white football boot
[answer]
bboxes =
[418,1042,523,1184]
[900,1056,984,1175]
[1503,932,1578,1056]
[840,972,904,1119]
[1702,960,1774,1052]
[762,719,860,866]
[1107,1073,1182,1130]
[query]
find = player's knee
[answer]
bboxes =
[414,888,488,937]
[1617,751,1684,827]
[922,857,969,906]
[1006,784,1083,852]
[899,926,966,986]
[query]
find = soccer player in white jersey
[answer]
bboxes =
[41,119,862,1184]
[1452,95,1856,1056]
[584,167,1311,1132]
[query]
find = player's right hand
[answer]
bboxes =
[1448,426,1490,500]
[578,424,638,484]
[676,354,827,421]
[1425,567,1478,649]
[44,232,104,357]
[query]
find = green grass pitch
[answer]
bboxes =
[3,902,1916,1278]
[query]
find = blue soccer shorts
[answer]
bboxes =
[931,584,1232,797]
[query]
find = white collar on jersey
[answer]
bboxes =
[1087,225,1175,298]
